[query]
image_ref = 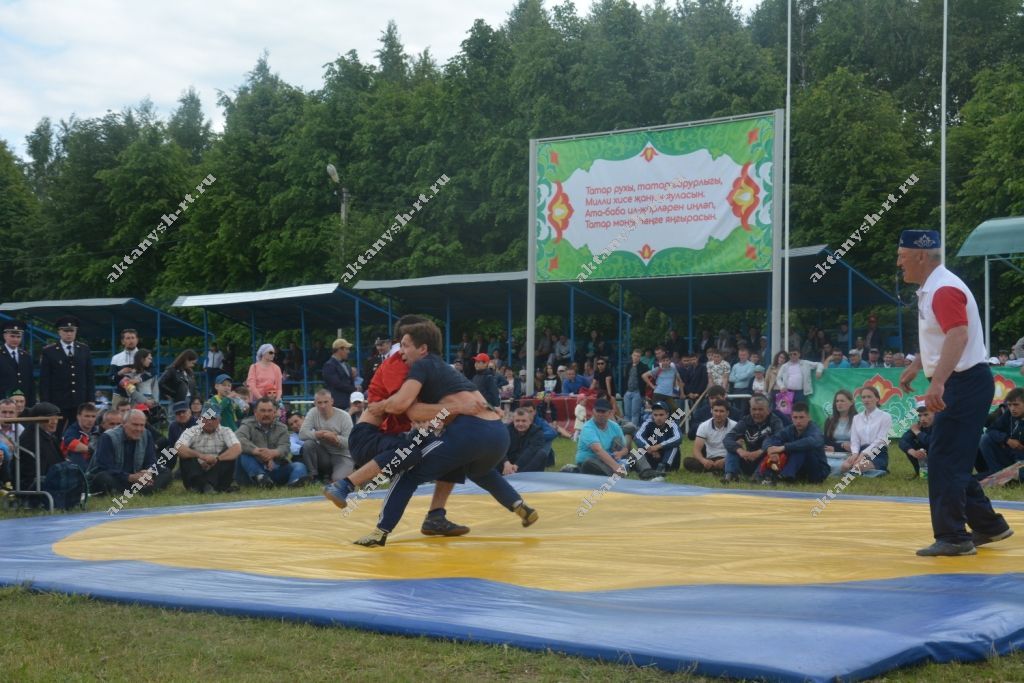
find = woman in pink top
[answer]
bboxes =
[246,343,282,401]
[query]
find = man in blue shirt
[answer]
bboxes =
[762,402,830,484]
[576,398,628,476]
[561,367,590,395]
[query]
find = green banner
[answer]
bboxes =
[807,367,1024,438]
[535,114,776,282]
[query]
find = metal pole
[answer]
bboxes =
[507,291,513,366]
[848,266,854,352]
[984,256,991,355]
[688,280,694,354]
[445,297,452,363]
[526,139,538,395]
[940,0,948,264]
[782,0,792,351]
[300,307,309,397]
[354,299,361,375]
[896,275,904,353]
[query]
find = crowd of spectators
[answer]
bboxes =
[2,318,1022,505]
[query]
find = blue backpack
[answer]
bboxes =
[42,461,89,511]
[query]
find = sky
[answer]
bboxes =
[0,0,762,159]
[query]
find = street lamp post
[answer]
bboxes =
[326,163,349,263]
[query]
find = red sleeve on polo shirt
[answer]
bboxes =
[932,286,968,333]
[367,353,412,434]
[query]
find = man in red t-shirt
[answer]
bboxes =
[331,316,487,536]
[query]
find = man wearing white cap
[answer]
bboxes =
[348,391,365,420]
[897,229,1012,556]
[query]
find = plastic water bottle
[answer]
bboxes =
[920,462,928,480]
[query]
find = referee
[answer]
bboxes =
[897,229,1013,556]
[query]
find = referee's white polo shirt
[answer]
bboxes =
[916,264,988,379]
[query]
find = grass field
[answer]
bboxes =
[3,435,1023,681]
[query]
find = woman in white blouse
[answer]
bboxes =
[841,386,893,472]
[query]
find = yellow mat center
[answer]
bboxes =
[54,490,1024,591]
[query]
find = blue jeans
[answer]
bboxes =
[927,364,1007,543]
[377,416,517,532]
[237,453,308,486]
[979,432,1023,478]
[624,390,643,427]
[725,448,764,477]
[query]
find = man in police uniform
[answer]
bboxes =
[897,229,1013,556]
[39,315,95,429]
[0,320,35,407]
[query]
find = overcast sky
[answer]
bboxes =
[0,0,762,159]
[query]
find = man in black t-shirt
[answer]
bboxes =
[326,320,538,547]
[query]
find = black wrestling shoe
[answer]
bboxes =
[720,472,739,484]
[353,527,388,547]
[972,528,1014,547]
[421,515,470,537]
[514,501,539,527]
[915,540,977,557]
[254,474,275,489]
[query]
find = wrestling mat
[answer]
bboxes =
[3,472,1023,682]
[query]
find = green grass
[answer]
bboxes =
[2,436,1023,681]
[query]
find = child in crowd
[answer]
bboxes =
[899,399,933,479]
[207,374,247,431]
[572,392,588,441]
[751,365,766,395]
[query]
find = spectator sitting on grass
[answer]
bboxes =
[899,399,933,478]
[174,402,242,494]
[760,402,830,485]
[721,395,784,483]
[286,411,304,458]
[499,408,549,475]
[575,398,628,476]
[684,399,735,474]
[17,402,63,490]
[299,389,354,483]
[823,389,857,456]
[236,397,311,488]
[636,400,683,473]
[978,387,1024,481]
[61,402,99,471]
[687,385,743,441]
[348,391,366,421]
[840,386,892,474]
[89,408,171,495]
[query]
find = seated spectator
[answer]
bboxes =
[687,385,743,440]
[1,399,23,468]
[561,366,589,395]
[299,389,354,483]
[236,397,311,488]
[841,386,892,473]
[9,391,27,416]
[175,402,242,493]
[847,349,869,368]
[97,407,123,434]
[552,334,575,366]
[760,402,830,484]
[499,408,549,475]
[348,391,366,421]
[636,400,683,473]
[867,348,883,368]
[120,349,159,406]
[498,368,522,407]
[721,395,784,483]
[61,402,99,470]
[892,352,906,367]
[574,398,628,476]
[471,353,500,407]
[685,399,735,474]
[207,374,247,431]
[899,400,933,478]
[644,356,682,413]
[979,387,1024,480]
[158,349,199,404]
[17,402,64,490]
[190,397,203,420]
[823,389,856,455]
[286,412,304,458]
[520,402,557,466]
[825,348,850,369]
[165,401,194,472]
[89,408,172,495]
